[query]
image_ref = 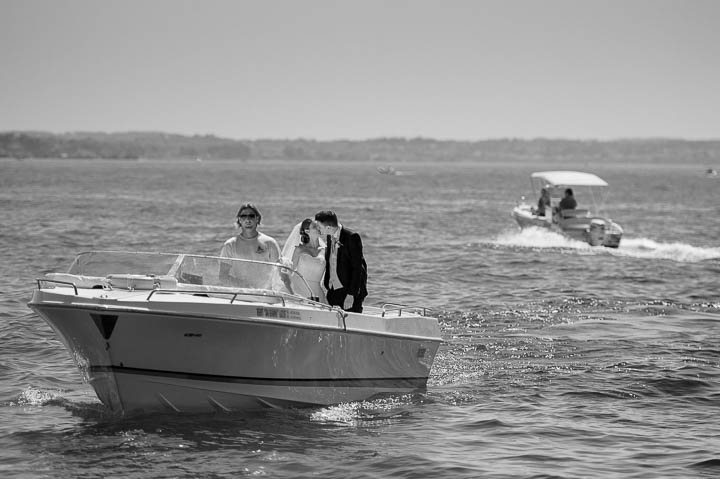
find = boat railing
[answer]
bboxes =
[380,302,432,317]
[33,274,337,312]
[145,288,290,306]
[36,278,78,295]
[146,288,337,311]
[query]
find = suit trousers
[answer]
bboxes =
[326,287,363,313]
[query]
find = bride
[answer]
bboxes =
[280,218,327,303]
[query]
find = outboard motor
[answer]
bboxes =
[603,221,624,248]
[586,219,605,246]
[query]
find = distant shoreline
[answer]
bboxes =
[1,131,719,163]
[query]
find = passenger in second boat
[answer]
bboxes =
[559,188,577,211]
[536,188,551,217]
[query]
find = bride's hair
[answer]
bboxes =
[299,218,313,244]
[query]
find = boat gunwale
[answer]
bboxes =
[28,294,443,343]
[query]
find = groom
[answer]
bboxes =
[315,210,368,313]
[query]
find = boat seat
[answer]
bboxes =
[106,274,178,290]
[561,208,589,219]
[560,215,594,229]
[561,222,591,231]
[174,283,286,304]
[44,273,108,289]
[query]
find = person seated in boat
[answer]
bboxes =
[219,203,281,288]
[280,218,327,302]
[536,188,551,217]
[558,188,577,213]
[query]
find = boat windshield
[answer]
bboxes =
[66,251,312,297]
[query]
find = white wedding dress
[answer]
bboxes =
[280,222,327,303]
[292,252,326,303]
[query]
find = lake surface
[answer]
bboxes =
[1,157,719,478]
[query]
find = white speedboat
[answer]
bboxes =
[511,171,623,248]
[28,251,442,415]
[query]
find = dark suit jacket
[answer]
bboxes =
[325,226,368,299]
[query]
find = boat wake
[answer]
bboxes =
[10,386,63,407]
[617,238,720,263]
[7,386,107,416]
[309,395,421,426]
[492,228,720,263]
[493,227,592,250]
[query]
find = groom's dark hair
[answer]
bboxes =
[315,210,338,227]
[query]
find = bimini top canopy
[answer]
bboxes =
[531,171,608,187]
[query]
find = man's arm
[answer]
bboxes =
[268,238,281,263]
[347,233,366,295]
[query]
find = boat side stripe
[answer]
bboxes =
[91,365,428,388]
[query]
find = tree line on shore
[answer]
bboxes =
[1,131,718,163]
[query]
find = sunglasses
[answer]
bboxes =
[238,214,257,219]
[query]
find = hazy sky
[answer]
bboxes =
[2,0,719,140]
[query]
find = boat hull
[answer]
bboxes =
[511,206,622,248]
[29,288,441,415]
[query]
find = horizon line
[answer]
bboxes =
[2,129,719,143]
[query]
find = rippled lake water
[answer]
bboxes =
[1,157,719,478]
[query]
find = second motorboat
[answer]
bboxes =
[511,170,623,248]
